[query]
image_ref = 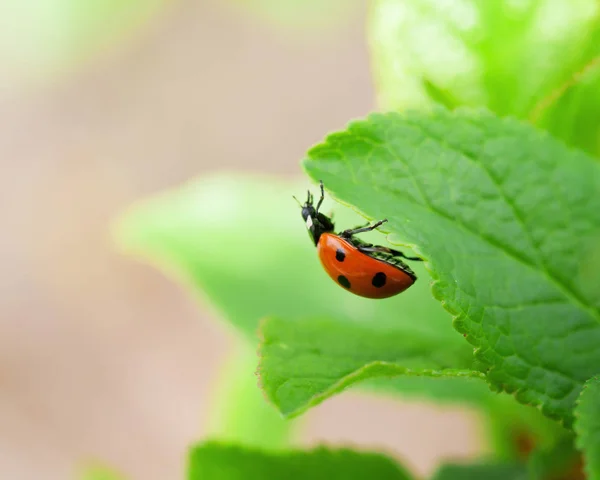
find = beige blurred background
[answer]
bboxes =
[0,1,479,478]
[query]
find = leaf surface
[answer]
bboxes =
[303,108,600,425]
[259,316,482,417]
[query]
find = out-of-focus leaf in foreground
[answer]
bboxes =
[431,462,527,480]
[188,442,414,480]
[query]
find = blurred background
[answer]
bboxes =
[0,1,479,478]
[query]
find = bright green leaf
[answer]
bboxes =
[574,376,600,479]
[188,442,414,480]
[369,0,600,155]
[259,316,483,417]
[431,462,527,480]
[303,108,600,425]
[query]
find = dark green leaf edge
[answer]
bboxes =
[574,375,600,479]
[301,107,600,426]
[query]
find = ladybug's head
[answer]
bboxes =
[295,181,335,246]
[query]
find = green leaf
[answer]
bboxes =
[259,316,483,418]
[431,462,527,480]
[368,0,600,155]
[574,376,600,479]
[187,442,414,480]
[303,108,600,425]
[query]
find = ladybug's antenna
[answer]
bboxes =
[292,195,303,207]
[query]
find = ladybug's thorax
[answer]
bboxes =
[303,210,334,246]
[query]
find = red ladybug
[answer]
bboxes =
[297,181,422,299]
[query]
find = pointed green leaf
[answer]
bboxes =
[574,376,600,479]
[303,108,600,425]
[259,316,483,417]
[188,442,414,480]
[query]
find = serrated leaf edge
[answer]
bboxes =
[574,375,600,479]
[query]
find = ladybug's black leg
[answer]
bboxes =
[348,222,370,231]
[315,180,325,214]
[359,245,422,262]
[341,219,388,237]
[387,247,422,261]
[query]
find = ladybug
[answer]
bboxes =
[296,181,422,299]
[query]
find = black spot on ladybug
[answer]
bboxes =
[335,249,346,262]
[372,272,387,288]
[337,275,351,289]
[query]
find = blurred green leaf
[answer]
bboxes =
[369,0,600,155]
[259,316,481,417]
[431,462,527,480]
[303,108,600,426]
[188,442,414,480]
[574,376,600,479]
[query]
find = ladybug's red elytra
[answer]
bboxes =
[296,181,422,299]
